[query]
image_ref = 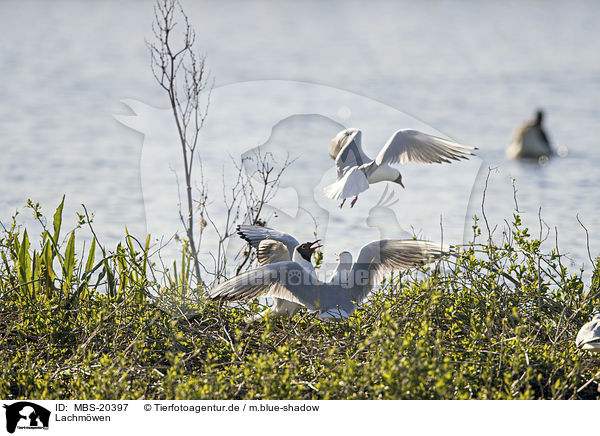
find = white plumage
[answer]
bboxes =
[575,314,600,352]
[246,239,309,321]
[238,225,328,321]
[325,128,476,207]
[211,238,448,319]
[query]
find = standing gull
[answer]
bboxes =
[324,128,476,207]
[210,238,448,319]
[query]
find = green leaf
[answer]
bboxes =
[85,238,96,274]
[117,243,129,294]
[18,230,32,289]
[12,233,20,259]
[125,226,136,256]
[104,259,115,296]
[52,195,65,244]
[1,251,10,277]
[63,231,76,293]
[42,240,56,284]
[142,234,151,275]
[32,250,41,295]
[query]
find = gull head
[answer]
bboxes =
[534,109,545,125]
[296,240,323,262]
[393,173,405,188]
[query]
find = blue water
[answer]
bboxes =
[1,0,599,282]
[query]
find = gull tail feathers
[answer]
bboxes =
[323,168,369,200]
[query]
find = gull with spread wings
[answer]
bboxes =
[324,128,476,207]
[237,224,353,286]
[236,224,352,320]
[211,235,448,319]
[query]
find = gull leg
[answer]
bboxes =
[350,195,358,208]
[339,198,346,208]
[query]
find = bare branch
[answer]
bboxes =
[148,0,212,286]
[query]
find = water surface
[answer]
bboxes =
[1,0,599,279]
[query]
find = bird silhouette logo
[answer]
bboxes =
[114,80,481,278]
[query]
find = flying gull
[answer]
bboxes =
[324,128,476,207]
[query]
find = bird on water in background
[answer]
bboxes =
[506,109,554,160]
[324,127,476,208]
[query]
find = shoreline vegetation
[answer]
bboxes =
[2,0,598,400]
[1,195,599,400]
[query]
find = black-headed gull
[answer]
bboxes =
[252,238,354,320]
[237,224,351,284]
[244,238,320,321]
[237,224,322,321]
[210,238,447,319]
[324,128,476,207]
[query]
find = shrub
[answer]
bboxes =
[1,199,599,399]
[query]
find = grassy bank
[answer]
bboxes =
[1,199,599,399]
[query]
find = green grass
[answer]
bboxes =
[1,198,599,399]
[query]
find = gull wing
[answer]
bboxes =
[237,225,299,257]
[375,129,476,166]
[208,261,329,310]
[257,239,291,266]
[330,129,373,179]
[350,239,448,303]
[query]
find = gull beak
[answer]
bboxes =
[310,240,323,250]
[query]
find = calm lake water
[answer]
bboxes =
[1,1,599,281]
